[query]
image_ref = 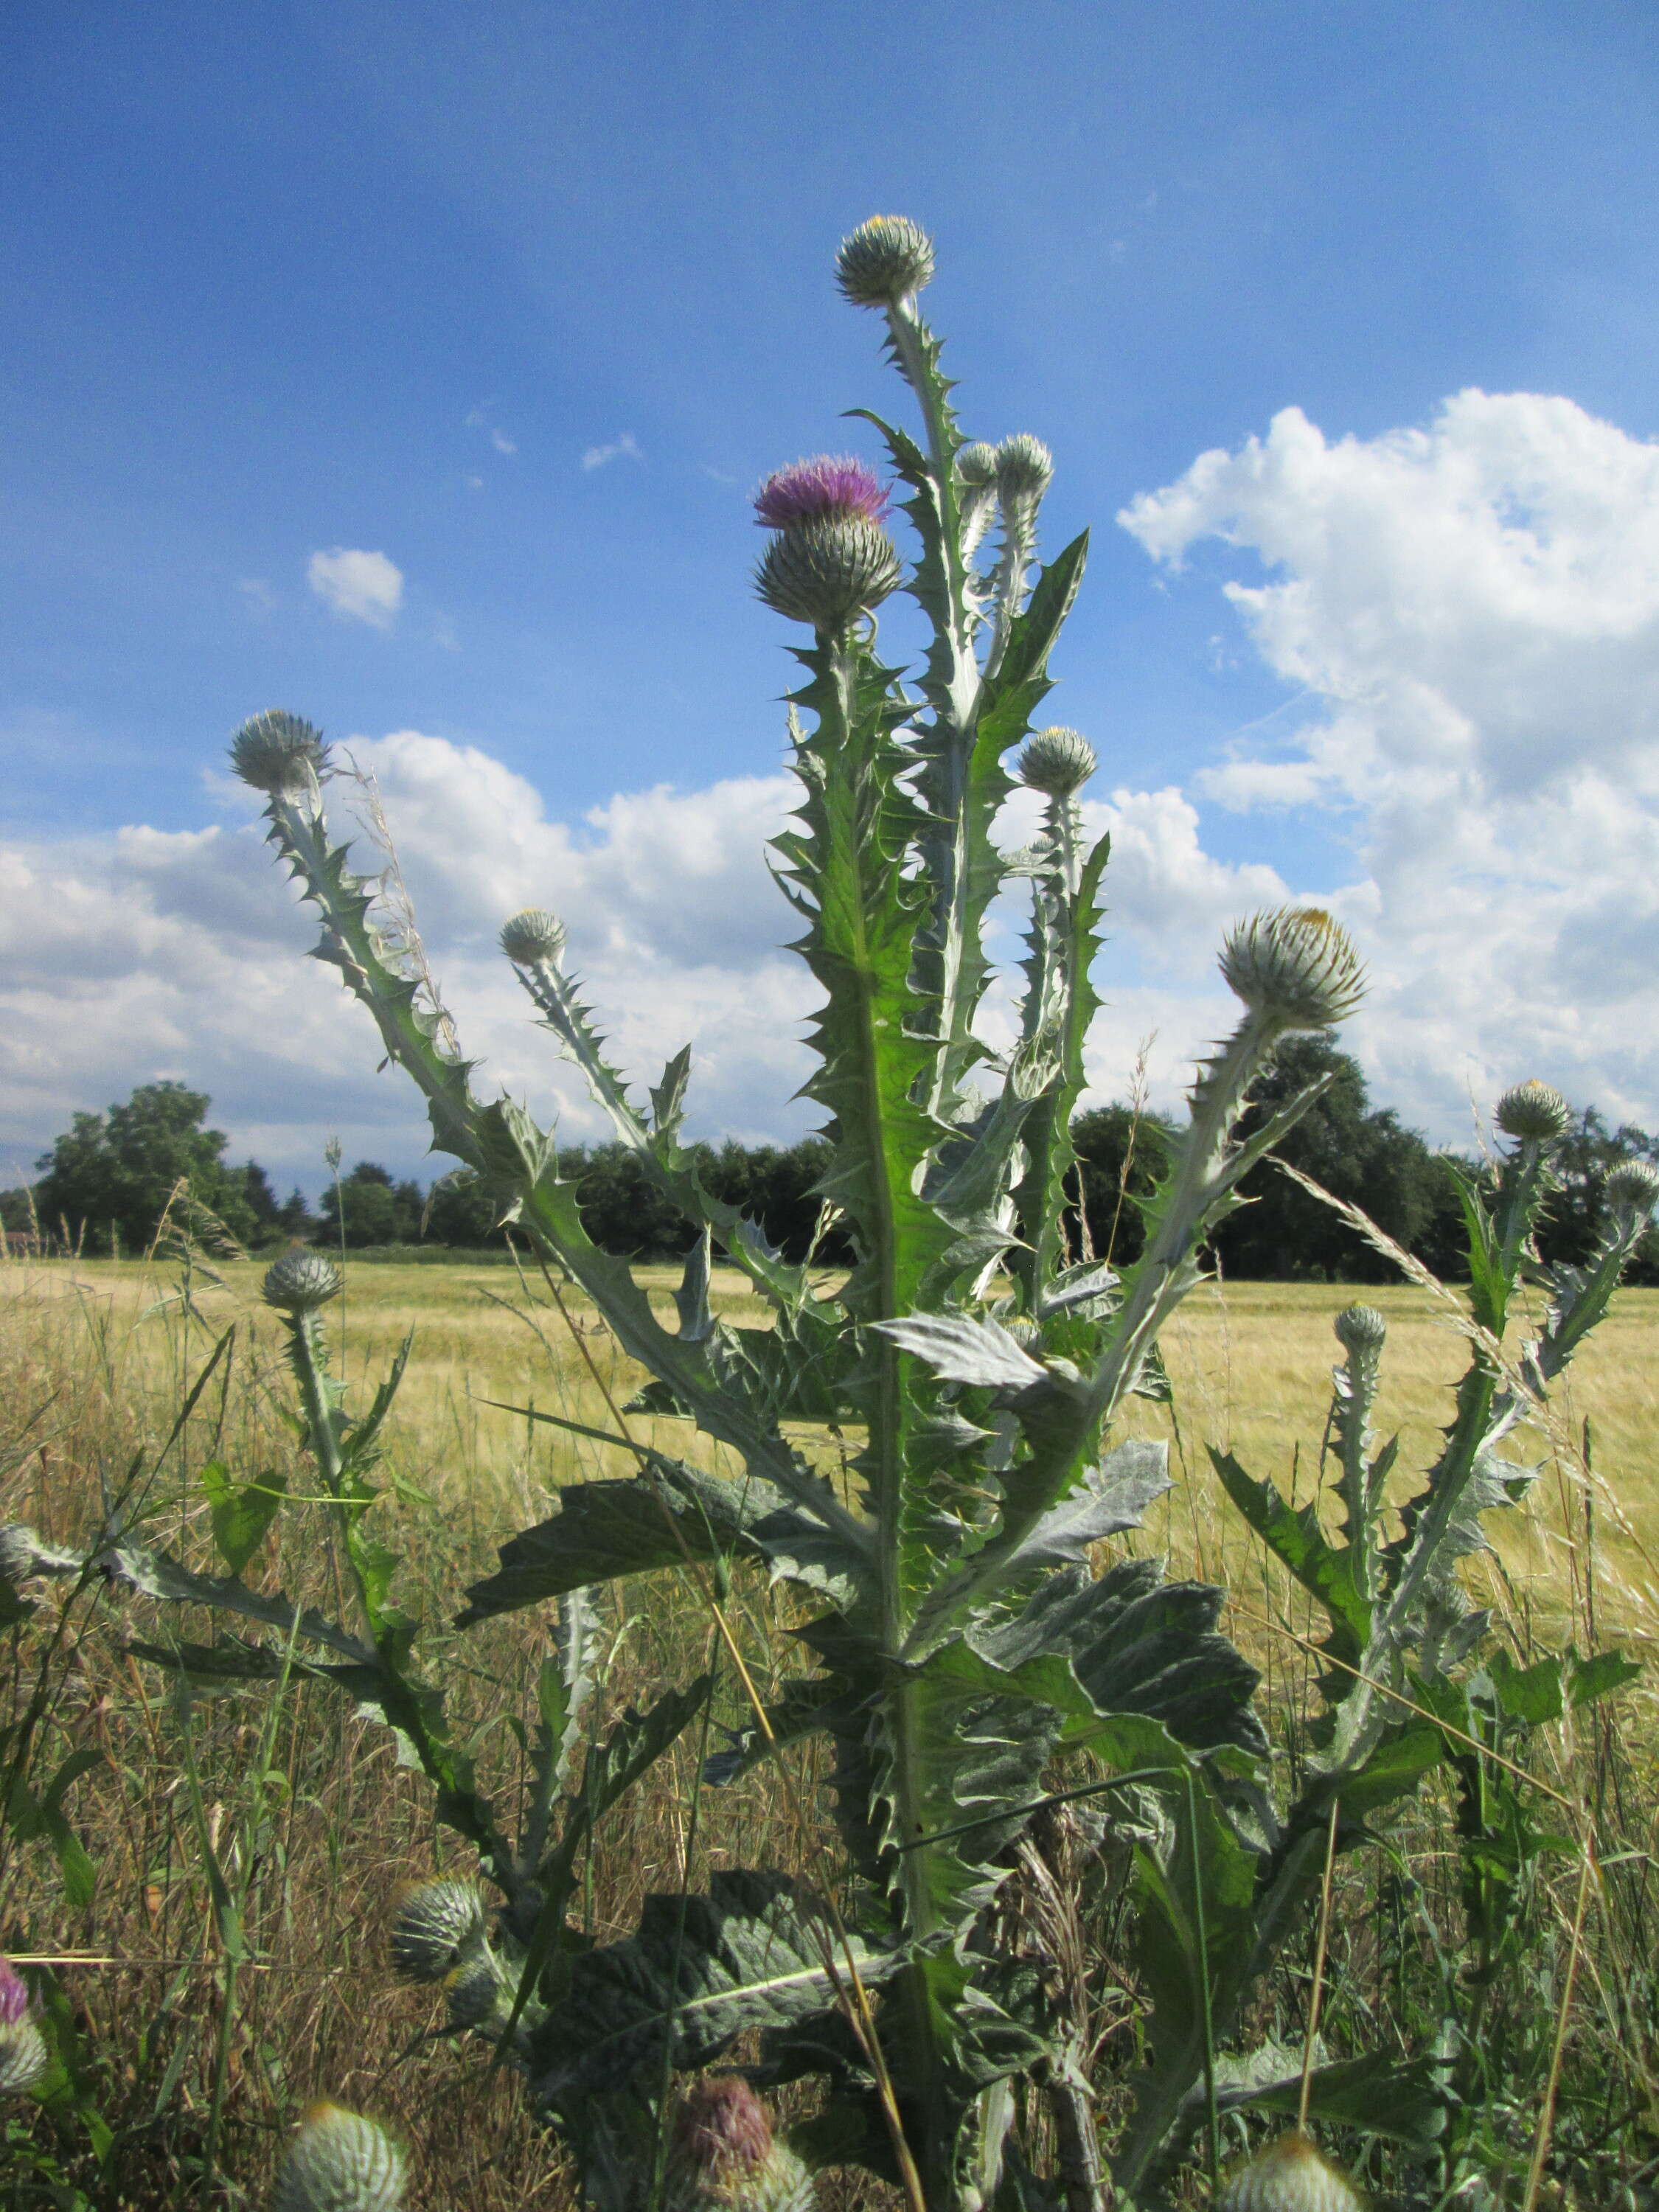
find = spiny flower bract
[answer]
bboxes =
[262,1251,344,1315]
[1604,1158,1659,1217]
[499,908,566,965]
[955,440,999,487]
[0,1961,48,2098]
[1334,1303,1388,1354]
[230,710,330,796]
[995,434,1054,498]
[754,515,902,632]
[1019,726,1096,796]
[835,214,935,307]
[1220,907,1365,1032]
[1217,2130,1363,2212]
[273,2101,406,2212]
[754,456,888,531]
[389,1877,487,1984]
[1495,1078,1573,1144]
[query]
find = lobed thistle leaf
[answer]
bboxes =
[1495,1077,1573,1142]
[273,2101,406,2212]
[1018,725,1096,796]
[499,908,567,965]
[995,433,1054,499]
[1605,1158,1659,1219]
[753,455,888,530]
[1217,2130,1362,2212]
[834,213,935,307]
[665,2078,818,2212]
[1332,1303,1387,1354]
[1219,907,1365,1031]
[389,1877,487,1984]
[754,515,902,630]
[262,1251,344,1315]
[229,710,330,796]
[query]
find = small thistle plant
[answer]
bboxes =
[50,216,1643,2211]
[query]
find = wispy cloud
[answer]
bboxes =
[582,431,643,472]
[236,576,276,614]
[307,547,404,630]
[489,427,517,455]
[465,404,518,458]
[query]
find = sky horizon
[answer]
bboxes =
[5,3,1659,1195]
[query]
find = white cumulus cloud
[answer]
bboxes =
[1119,389,1659,1136]
[582,432,643,473]
[307,547,404,630]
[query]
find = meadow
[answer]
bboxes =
[3,1247,1658,2208]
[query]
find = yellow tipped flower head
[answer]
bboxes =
[272,2101,406,2212]
[499,909,566,966]
[1220,908,1365,1032]
[835,215,935,307]
[1217,2130,1363,2212]
[262,1251,344,1316]
[1018,727,1097,797]
[1495,1078,1573,1144]
[229,711,330,796]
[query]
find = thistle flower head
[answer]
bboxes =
[1217,2130,1362,2212]
[755,515,902,632]
[273,2101,406,2212]
[995,434,1054,499]
[262,1251,344,1316]
[1495,1079,1573,1144]
[229,711,329,796]
[754,456,888,532]
[389,1877,487,1984]
[498,908,566,966]
[1334,1304,1388,1355]
[1220,907,1366,1032]
[444,1952,507,2029]
[0,1964,46,2098]
[665,2079,817,2212]
[1604,1158,1659,1220]
[835,215,935,308]
[1018,726,1096,797]
[956,441,999,487]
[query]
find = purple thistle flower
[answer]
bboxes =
[754,455,888,531]
[0,1959,29,2025]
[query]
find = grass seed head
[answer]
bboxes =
[1019,726,1097,796]
[262,1251,344,1315]
[755,515,902,631]
[1220,907,1365,1031]
[273,2102,406,2212]
[229,710,330,796]
[1217,2130,1363,2212]
[1495,1078,1573,1143]
[835,215,935,308]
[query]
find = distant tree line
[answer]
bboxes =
[7,1051,1657,1284]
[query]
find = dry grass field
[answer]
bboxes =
[3,1248,1658,2206]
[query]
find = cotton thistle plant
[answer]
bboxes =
[271,2102,406,2212]
[80,210,1635,2212]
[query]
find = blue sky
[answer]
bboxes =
[6,3,1659,1186]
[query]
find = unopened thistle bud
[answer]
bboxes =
[1334,1304,1387,1354]
[1604,1158,1659,1220]
[665,2079,818,2212]
[956,442,999,488]
[995,434,1054,500]
[1018,727,1096,797]
[499,909,566,966]
[835,215,935,308]
[1217,2130,1361,2212]
[1220,908,1365,1032]
[0,1960,46,2098]
[755,516,902,631]
[445,1950,509,2031]
[229,711,329,796]
[389,1877,487,1984]
[273,2101,406,2212]
[1495,1079,1573,1144]
[262,1251,344,1316]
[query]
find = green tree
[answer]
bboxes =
[1533,1107,1659,1284]
[1070,1103,1178,1267]
[319,1162,425,1248]
[34,1081,260,1252]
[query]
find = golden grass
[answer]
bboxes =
[2,1250,1657,2206]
